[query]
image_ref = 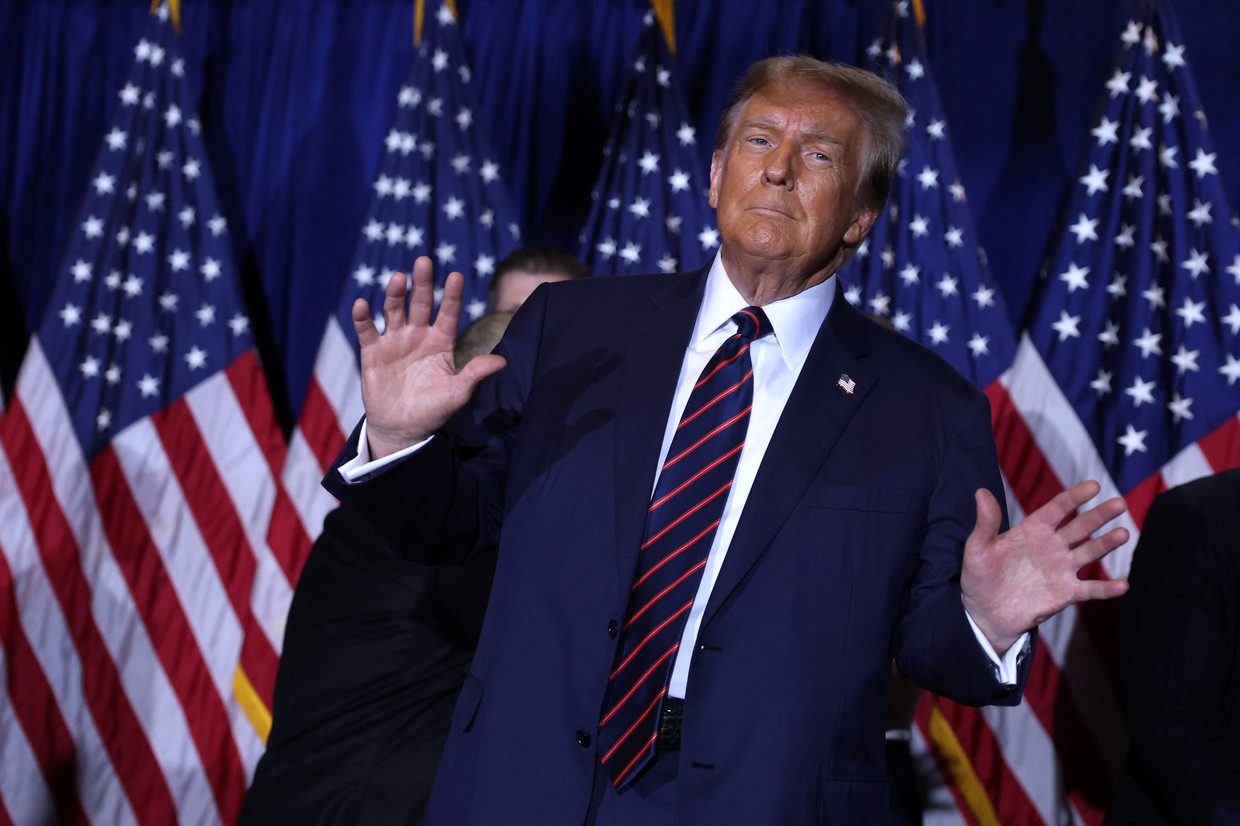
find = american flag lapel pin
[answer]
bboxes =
[837,374,856,395]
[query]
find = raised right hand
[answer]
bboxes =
[352,256,507,459]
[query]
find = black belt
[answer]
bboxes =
[657,697,684,750]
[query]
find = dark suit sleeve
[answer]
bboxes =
[323,285,548,564]
[892,389,1032,706]
[1119,486,1240,822]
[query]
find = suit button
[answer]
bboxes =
[576,730,592,748]
[607,620,618,639]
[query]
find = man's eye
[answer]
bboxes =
[811,152,831,162]
[748,136,770,146]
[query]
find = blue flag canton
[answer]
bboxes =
[39,5,252,459]
[842,1,1016,389]
[579,11,717,277]
[336,2,521,343]
[1027,8,1240,492]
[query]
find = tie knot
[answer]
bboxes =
[732,306,772,342]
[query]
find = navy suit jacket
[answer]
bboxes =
[326,269,1032,824]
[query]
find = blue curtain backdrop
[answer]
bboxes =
[4,0,1239,427]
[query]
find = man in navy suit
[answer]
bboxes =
[326,57,1129,823]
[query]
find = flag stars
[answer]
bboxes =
[1187,199,1213,227]
[1117,425,1148,456]
[1176,296,1207,328]
[413,183,432,203]
[1157,193,1173,216]
[657,254,678,274]
[354,264,375,286]
[892,310,912,332]
[209,215,228,236]
[456,108,473,130]
[971,284,995,308]
[916,166,939,190]
[112,319,133,342]
[1189,149,1218,178]
[92,172,116,195]
[656,66,671,87]
[1158,93,1180,124]
[480,160,500,183]
[1162,41,1186,68]
[385,223,405,245]
[1051,311,1081,341]
[666,215,682,235]
[1228,254,1240,285]
[443,197,465,220]
[427,98,444,117]
[1134,75,1158,104]
[668,170,690,193]
[628,197,651,219]
[1059,262,1090,292]
[1133,327,1163,358]
[868,293,891,315]
[1181,249,1209,278]
[620,242,642,264]
[1106,69,1131,97]
[392,178,412,200]
[1068,214,1098,244]
[928,321,950,344]
[1124,376,1156,407]
[1107,274,1128,302]
[1090,369,1112,395]
[182,158,201,180]
[451,154,471,174]
[119,83,140,105]
[944,227,964,247]
[398,85,421,108]
[1220,354,1240,386]
[1142,283,1166,309]
[405,226,424,248]
[90,313,112,335]
[71,259,92,282]
[133,232,155,255]
[926,119,946,140]
[201,259,222,281]
[1129,127,1153,152]
[163,105,181,128]
[1114,224,1135,249]
[466,299,487,320]
[698,226,720,249]
[1159,145,1179,169]
[905,59,925,79]
[435,242,457,264]
[79,356,100,379]
[676,122,696,146]
[363,220,384,242]
[146,192,166,212]
[178,206,195,228]
[1122,176,1144,199]
[60,303,82,327]
[185,347,208,370]
[168,249,190,272]
[1167,394,1194,423]
[1091,117,1119,145]
[899,264,920,285]
[137,374,161,398]
[105,271,122,290]
[96,409,112,431]
[596,238,617,260]
[1079,165,1109,195]
[1170,345,1201,374]
[637,152,660,175]
[104,128,127,150]
[123,275,143,297]
[432,49,449,72]
[474,255,495,277]
[158,292,179,312]
[229,314,250,337]
[437,4,456,26]
[1149,238,1169,263]
[1224,304,1240,335]
[967,333,989,357]
[82,216,104,238]
[196,303,216,327]
[909,215,929,237]
[948,181,966,202]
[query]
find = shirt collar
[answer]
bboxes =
[690,253,836,370]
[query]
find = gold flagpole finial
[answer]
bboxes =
[651,0,676,55]
[912,0,926,28]
[415,0,458,46]
[150,0,182,34]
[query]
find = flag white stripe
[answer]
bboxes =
[0,630,58,824]
[283,428,338,541]
[1159,438,1214,489]
[0,440,136,826]
[185,372,293,651]
[981,699,1068,826]
[18,343,218,825]
[314,319,364,428]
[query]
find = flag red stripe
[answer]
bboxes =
[90,445,247,822]
[1,400,178,824]
[986,383,1065,512]
[1198,416,1240,471]
[0,547,84,825]
[152,399,281,703]
[298,377,350,474]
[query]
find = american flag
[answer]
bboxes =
[280,0,521,555]
[578,10,717,276]
[883,2,1240,824]
[0,5,295,824]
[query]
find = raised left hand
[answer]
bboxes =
[961,481,1130,655]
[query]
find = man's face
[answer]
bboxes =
[709,79,878,294]
[491,270,571,313]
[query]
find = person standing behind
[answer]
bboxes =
[1109,468,1240,826]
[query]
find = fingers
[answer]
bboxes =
[409,256,435,327]
[1033,479,1102,527]
[435,271,466,337]
[1057,495,1127,547]
[1072,577,1129,603]
[382,268,409,330]
[968,487,1003,547]
[1070,525,1130,568]
[352,297,378,347]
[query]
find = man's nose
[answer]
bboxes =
[762,144,795,188]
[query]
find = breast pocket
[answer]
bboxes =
[812,484,914,513]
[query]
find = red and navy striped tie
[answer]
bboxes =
[597,306,772,788]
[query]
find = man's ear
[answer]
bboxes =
[843,206,880,246]
[708,150,722,209]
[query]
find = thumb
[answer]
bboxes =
[968,487,1003,549]
[456,354,508,390]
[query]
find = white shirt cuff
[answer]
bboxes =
[336,418,434,483]
[965,608,1030,687]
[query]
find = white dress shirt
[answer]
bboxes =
[339,254,1028,696]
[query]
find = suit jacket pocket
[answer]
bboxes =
[452,673,483,733]
[812,484,914,513]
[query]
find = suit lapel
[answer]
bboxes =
[701,284,878,628]
[610,270,708,589]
